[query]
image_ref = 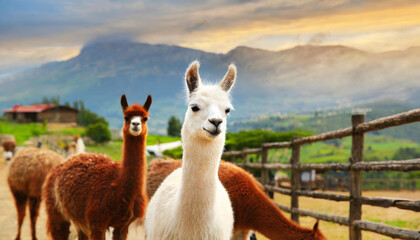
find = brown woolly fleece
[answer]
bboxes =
[8,147,65,240]
[43,94,151,240]
[3,139,16,152]
[147,159,327,240]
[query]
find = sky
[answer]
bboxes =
[1,0,420,78]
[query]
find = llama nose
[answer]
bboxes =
[209,118,223,128]
[132,122,140,127]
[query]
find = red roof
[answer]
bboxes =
[4,104,56,113]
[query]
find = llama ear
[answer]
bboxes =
[220,64,236,92]
[121,94,128,112]
[312,221,319,232]
[185,61,200,94]
[143,94,152,112]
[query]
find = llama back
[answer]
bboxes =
[8,147,64,196]
[50,153,119,226]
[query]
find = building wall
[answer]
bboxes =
[4,112,14,121]
[38,108,77,123]
[4,106,78,123]
[6,112,37,123]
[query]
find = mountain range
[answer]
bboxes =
[0,40,419,133]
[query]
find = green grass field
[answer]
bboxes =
[0,120,180,161]
[86,135,180,160]
[0,120,85,144]
[268,135,419,164]
[47,125,85,136]
[0,121,48,144]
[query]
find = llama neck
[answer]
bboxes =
[178,135,224,217]
[252,194,314,240]
[118,133,147,200]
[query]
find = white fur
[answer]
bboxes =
[145,61,236,240]
[129,116,142,136]
[106,220,146,240]
[75,137,85,154]
[232,231,255,240]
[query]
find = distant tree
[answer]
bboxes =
[85,123,111,144]
[393,147,420,160]
[64,101,70,107]
[79,100,85,111]
[51,96,60,105]
[167,116,182,137]
[77,109,108,127]
[73,101,79,110]
[42,96,50,104]
[41,96,60,105]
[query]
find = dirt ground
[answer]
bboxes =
[256,190,420,240]
[0,158,79,240]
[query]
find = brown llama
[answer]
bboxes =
[147,158,327,240]
[43,94,151,240]
[3,139,17,162]
[3,139,17,153]
[7,147,65,240]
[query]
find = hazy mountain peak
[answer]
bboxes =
[229,45,274,54]
[0,41,419,131]
[283,44,366,55]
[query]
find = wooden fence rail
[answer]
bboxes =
[223,109,420,240]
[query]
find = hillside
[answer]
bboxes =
[230,100,420,143]
[1,41,419,133]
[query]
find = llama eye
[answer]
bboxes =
[143,117,148,122]
[225,108,231,114]
[124,117,130,122]
[191,106,200,112]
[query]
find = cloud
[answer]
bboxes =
[307,33,330,45]
[1,0,420,76]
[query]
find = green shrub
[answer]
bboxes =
[85,123,111,144]
[163,146,183,159]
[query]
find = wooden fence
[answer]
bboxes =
[223,109,420,240]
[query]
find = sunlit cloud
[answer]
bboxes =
[173,3,420,52]
[0,47,81,76]
[1,0,419,76]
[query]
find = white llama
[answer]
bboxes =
[145,61,236,240]
[75,136,85,154]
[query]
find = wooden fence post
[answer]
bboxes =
[261,146,269,187]
[291,137,301,223]
[242,153,248,168]
[350,114,365,240]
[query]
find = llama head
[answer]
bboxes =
[182,61,236,142]
[121,94,152,137]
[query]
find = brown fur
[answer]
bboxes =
[147,158,327,240]
[3,139,17,153]
[43,94,151,240]
[8,147,65,240]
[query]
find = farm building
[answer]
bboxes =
[3,104,78,123]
